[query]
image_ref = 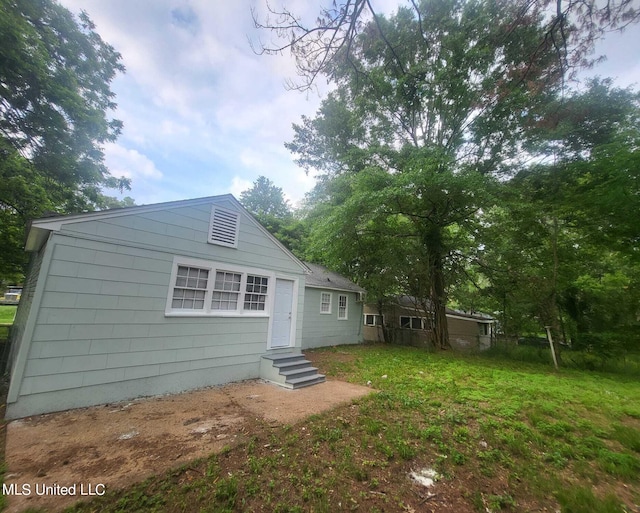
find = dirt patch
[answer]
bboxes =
[4,379,372,512]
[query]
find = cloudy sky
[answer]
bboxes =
[57,0,640,208]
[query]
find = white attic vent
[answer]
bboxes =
[208,206,240,248]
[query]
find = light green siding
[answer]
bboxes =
[301,288,364,349]
[57,198,298,273]
[6,199,306,419]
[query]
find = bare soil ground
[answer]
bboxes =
[4,378,372,512]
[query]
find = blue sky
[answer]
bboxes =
[57,0,640,208]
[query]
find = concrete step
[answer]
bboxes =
[260,352,325,389]
[280,366,320,379]
[287,374,326,389]
[273,359,313,372]
[262,353,305,363]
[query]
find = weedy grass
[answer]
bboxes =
[63,344,639,512]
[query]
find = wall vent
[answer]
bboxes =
[208,206,240,248]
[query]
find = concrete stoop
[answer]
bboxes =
[260,353,326,389]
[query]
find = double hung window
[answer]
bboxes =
[244,275,269,311]
[211,271,241,310]
[320,292,332,314]
[338,294,348,320]
[171,266,209,310]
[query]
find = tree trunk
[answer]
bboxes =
[548,216,562,364]
[423,226,450,350]
[431,250,450,349]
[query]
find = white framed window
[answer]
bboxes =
[171,266,209,310]
[211,271,241,310]
[320,292,332,314]
[400,316,425,330]
[208,206,240,248]
[166,257,273,317]
[364,314,383,326]
[244,275,269,311]
[338,294,348,320]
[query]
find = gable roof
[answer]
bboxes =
[304,262,366,294]
[24,194,308,272]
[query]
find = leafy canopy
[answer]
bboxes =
[0,0,129,282]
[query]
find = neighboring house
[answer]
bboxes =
[363,296,494,350]
[301,262,366,349]
[2,287,22,303]
[4,195,361,420]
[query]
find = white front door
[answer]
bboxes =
[270,278,294,348]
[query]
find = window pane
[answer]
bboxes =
[211,291,239,310]
[215,271,241,292]
[411,317,422,330]
[400,316,410,328]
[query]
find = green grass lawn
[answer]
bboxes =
[0,305,16,324]
[0,305,16,340]
[57,345,640,512]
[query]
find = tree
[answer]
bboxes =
[474,80,640,357]
[0,0,128,281]
[255,0,640,350]
[239,176,309,257]
[254,0,638,92]
[274,0,567,349]
[239,176,292,218]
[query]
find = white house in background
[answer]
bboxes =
[5,195,363,420]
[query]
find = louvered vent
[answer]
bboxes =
[208,206,240,248]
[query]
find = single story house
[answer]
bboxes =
[5,195,364,419]
[301,262,365,349]
[363,296,494,350]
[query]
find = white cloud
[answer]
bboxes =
[105,143,163,180]
[229,176,254,198]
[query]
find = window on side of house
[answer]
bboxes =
[320,292,332,314]
[211,270,241,310]
[400,316,424,330]
[244,275,269,311]
[364,314,383,326]
[338,294,348,320]
[172,265,209,310]
[167,258,273,317]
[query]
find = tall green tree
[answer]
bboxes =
[276,0,563,348]
[0,0,128,281]
[256,0,639,349]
